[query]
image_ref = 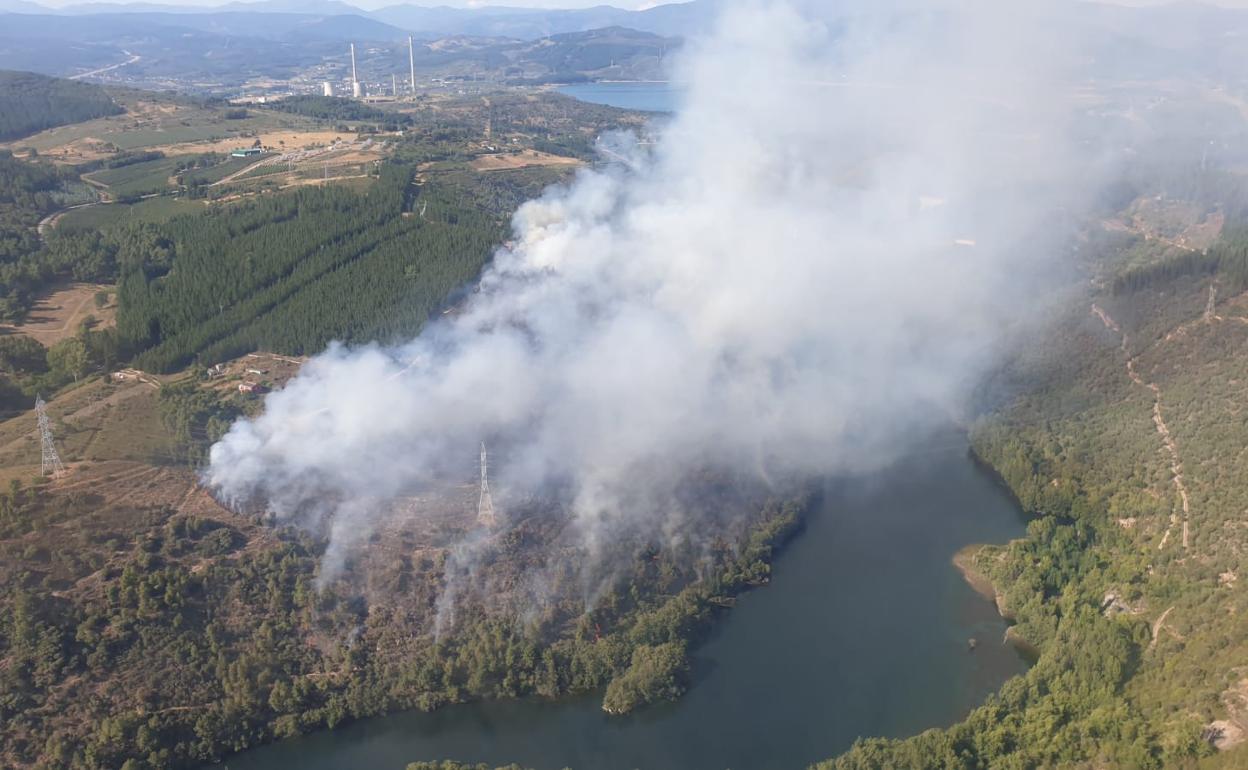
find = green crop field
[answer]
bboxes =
[101,125,232,150]
[86,157,183,197]
[181,154,268,186]
[57,197,204,231]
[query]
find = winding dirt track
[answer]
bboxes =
[1148,605,1175,652]
[1091,303,1191,550]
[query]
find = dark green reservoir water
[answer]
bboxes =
[218,440,1028,770]
[556,82,682,113]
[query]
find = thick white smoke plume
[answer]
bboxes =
[207,1,1089,585]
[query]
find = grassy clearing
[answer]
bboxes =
[57,197,203,231]
[4,99,320,163]
[0,376,173,477]
[85,156,183,197]
[181,155,267,186]
[103,125,232,151]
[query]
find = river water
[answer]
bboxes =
[218,439,1027,770]
[556,81,683,113]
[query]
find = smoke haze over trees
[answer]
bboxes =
[207,0,1121,588]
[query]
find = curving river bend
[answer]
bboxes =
[218,434,1027,770]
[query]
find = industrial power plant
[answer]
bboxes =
[335,38,420,101]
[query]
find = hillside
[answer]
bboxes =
[0,385,807,769]
[0,84,699,770]
[0,71,122,142]
[827,188,1248,768]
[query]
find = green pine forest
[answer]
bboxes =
[0,71,122,142]
[115,163,529,372]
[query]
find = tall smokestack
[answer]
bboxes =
[408,35,416,96]
[350,43,362,98]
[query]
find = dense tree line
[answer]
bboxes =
[1111,228,1248,295]
[116,164,516,372]
[104,151,166,170]
[0,150,172,323]
[0,152,61,314]
[267,96,392,123]
[0,70,122,142]
[158,382,243,466]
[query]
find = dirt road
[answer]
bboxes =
[1091,303,1191,550]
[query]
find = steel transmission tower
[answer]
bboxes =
[478,442,497,528]
[35,396,66,478]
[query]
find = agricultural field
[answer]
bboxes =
[470,149,584,172]
[179,154,268,186]
[55,197,205,231]
[0,282,115,346]
[165,129,345,156]
[84,156,184,198]
[2,93,322,164]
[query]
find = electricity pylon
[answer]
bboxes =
[35,396,66,478]
[478,442,496,528]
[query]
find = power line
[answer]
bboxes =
[35,395,67,478]
[478,441,497,528]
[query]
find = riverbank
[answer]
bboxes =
[220,443,1030,770]
[952,543,1040,661]
[952,544,1000,606]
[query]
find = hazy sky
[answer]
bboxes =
[450,0,679,7]
[28,0,1248,10]
[32,0,680,7]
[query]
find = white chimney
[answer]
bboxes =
[409,36,417,95]
[350,43,361,98]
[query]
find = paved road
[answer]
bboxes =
[69,50,141,80]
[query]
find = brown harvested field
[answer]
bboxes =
[326,149,385,165]
[3,101,187,162]
[2,96,329,162]
[0,282,115,346]
[23,137,114,164]
[282,173,372,190]
[27,130,348,163]
[162,130,346,156]
[471,149,583,172]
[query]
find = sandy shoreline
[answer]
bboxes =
[953,544,1040,659]
[952,544,999,604]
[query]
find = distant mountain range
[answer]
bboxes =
[0,0,719,39]
[0,2,687,87]
[2,0,1247,94]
